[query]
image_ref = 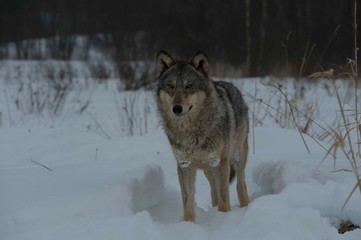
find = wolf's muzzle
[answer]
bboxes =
[173,105,183,115]
[172,105,193,116]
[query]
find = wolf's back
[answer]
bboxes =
[214,81,249,129]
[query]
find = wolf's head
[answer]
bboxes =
[156,51,211,117]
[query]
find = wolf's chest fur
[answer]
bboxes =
[167,114,222,148]
[163,101,227,168]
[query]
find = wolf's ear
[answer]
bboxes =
[191,51,210,77]
[156,50,176,77]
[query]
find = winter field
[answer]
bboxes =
[0,60,360,240]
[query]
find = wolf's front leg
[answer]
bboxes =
[203,168,219,207]
[177,164,196,221]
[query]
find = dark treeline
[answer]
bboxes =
[0,0,359,76]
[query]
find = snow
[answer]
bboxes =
[0,61,360,239]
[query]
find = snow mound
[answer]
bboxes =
[0,164,164,239]
[252,160,316,195]
[129,164,164,213]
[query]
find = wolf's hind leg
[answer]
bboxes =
[216,157,231,212]
[235,138,250,207]
[177,165,197,221]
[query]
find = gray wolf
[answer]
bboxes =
[156,51,250,222]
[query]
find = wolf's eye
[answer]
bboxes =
[167,83,175,89]
[185,83,193,89]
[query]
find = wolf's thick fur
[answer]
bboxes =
[156,51,250,221]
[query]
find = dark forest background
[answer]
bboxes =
[0,0,359,76]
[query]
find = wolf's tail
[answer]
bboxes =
[229,165,236,183]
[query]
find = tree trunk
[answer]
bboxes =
[244,0,251,76]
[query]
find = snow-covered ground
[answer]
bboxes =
[0,61,360,239]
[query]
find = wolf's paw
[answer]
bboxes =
[218,202,231,212]
[240,198,249,208]
[183,210,195,222]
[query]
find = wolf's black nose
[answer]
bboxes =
[172,105,183,115]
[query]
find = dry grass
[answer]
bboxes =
[245,39,360,211]
[307,65,361,210]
